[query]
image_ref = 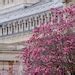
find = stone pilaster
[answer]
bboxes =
[8,61,14,75]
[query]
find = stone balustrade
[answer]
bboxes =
[0,10,53,37]
[0,8,68,43]
[0,10,52,43]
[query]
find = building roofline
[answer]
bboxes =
[0,2,63,24]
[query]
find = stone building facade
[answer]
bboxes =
[0,0,74,75]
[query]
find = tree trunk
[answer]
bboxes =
[71,72,75,75]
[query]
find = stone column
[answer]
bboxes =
[7,24,9,35]
[49,12,52,24]
[45,13,48,24]
[28,19,30,30]
[19,20,23,32]
[15,21,19,33]
[34,16,37,27]
[24,19,28,31]
[37,15,42,27]
[31,17,35,30]
[11,23,14,34]
[24,19,27,31]
[31,18,34,30]
[29,18,32,30]
[3,25,7,35]
[36,16,39,26]
[13,22,16,33]
[0,26,2,36]
[48,12,51,22]
[8,23,12,35]
[41,14,44,24]
[8,61,14,75]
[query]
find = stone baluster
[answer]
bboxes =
[18,20,20,32]
[48,12,51,23]
[36,16,39,26]
[13,22,16,33]
[8,23,12,35]
[24,19,26,31]
[19,20,21,32]
[31,17,35,29]
[14,21,18,33]
[28,18,30,30]
[23,20,25,32]
[36,15,41,27]
[34,16,37,27]
[47,13,49,23]
[30,18,33,30]
[24,19,28,31]
[41,14,45,24]
[43,14,45,24]
[33,17,35,27]
[38,15,41,26]
[11,23,14,34]
[0,25,2,36]
[19,20,23,32]
[1,27,3,36]
[6,24,9,35]
[45,13,48,23]
[17,22,19,33]
[3,25,7,35]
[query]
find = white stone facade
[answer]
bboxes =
[0,1,63,43]
[0,0,40,9]
[0,0,74,75]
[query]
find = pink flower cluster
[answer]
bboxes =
[22,5,75,75]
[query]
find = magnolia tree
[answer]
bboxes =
[22,5,75,75]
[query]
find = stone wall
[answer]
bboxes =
[0,0,40,10]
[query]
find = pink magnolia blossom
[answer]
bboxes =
[22,5,75,75]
